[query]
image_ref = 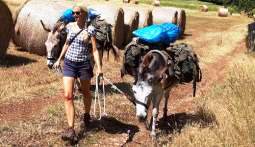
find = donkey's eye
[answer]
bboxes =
[148,78,153,83]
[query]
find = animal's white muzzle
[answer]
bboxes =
[132,81,152,122]
[47,60,55,69]
[136,104,147,121]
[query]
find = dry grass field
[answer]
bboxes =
[0,1,254,146]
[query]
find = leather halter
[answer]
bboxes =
[134,98,149,110]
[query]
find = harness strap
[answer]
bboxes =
[47,57,55,60]
[146,50,173,82]
[147,50,170,65]
[67,28,84,45]
[134,99,148,109]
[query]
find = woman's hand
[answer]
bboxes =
[53,60,61,69]
[96,68,103,77]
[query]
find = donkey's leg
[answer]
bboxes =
[150,91,162,137]
[151,107,158,137]
[163,89,170,121]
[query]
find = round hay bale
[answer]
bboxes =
[89,5,125,48]
[138,9,153,28]
[122,8,139,45]
[152,7,186,35]
[131,0,139,4]
[123,0,130,3]
[199,5,208,12]
[135,8,153,28]
[177,9,186,35]
[218,7,228,17]
[2,0,30,23]
[153,0,160,7]
[0,0,14,58]
[13,0,73,55]
[152,7,178,24]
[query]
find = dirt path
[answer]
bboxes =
[0,92,62,122]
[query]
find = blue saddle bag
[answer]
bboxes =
[132,23,181,45]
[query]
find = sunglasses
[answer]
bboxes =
[72,11,81,15]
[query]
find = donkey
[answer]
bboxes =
[40,20,67,69]
[132,47,202,137]
[132,50,177,137]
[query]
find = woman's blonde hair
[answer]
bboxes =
[73,3,88,17]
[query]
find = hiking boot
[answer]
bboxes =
[80,113,91,129]
[61,127,77,142]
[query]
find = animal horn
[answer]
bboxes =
[40,20,51,32]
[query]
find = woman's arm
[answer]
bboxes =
[91,36,102,75]
[53,41,69,68]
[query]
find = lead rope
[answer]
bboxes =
[104,76,136,105]
[93,75,135,120]
[93,75,106,120]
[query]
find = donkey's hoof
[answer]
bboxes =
[150,131,156,137]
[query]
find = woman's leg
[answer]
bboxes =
[63,77,75,128]
[79,79,92,114]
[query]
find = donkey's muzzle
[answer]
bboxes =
[47,58,55,69]
[47,62,54,69]
[137,115,147,122]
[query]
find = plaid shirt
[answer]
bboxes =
[65,24,95,62]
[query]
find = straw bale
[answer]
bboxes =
[152,7,186,35]
[131,0,139,4]
[13,0,73,55]
[218,7,228,17]
[89,5,125,48]
[177,9,186,35]
[123,0,130,3]
[199,5,208,12]
[2,0,30,23]
[122,6,153,28]
[152,7,178,24]
[0,0,14,58]
[153,0,160,7]
[122,7,139,45]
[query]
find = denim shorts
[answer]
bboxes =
[63,58,93,80]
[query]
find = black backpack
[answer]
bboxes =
[167,43,202,96]
[90,16,112,49]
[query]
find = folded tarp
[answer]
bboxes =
[132,23,181,45]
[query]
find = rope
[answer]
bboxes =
[103,76,136,106]
[93,74,106,120]
[93,75,135,119]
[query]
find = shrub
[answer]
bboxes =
[199,0,231,5]
[200,0,255,16]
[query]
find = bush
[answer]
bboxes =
[199,0,231,5]
[200,0,255,16]
[231,0,255,16]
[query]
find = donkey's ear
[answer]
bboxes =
[142,53,153,68]
[40,20,51,32]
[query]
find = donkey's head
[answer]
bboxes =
[132,51,169,121]
[40,20,67,69]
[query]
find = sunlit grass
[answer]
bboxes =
[170,54,255,147]
[140,0,220,11]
